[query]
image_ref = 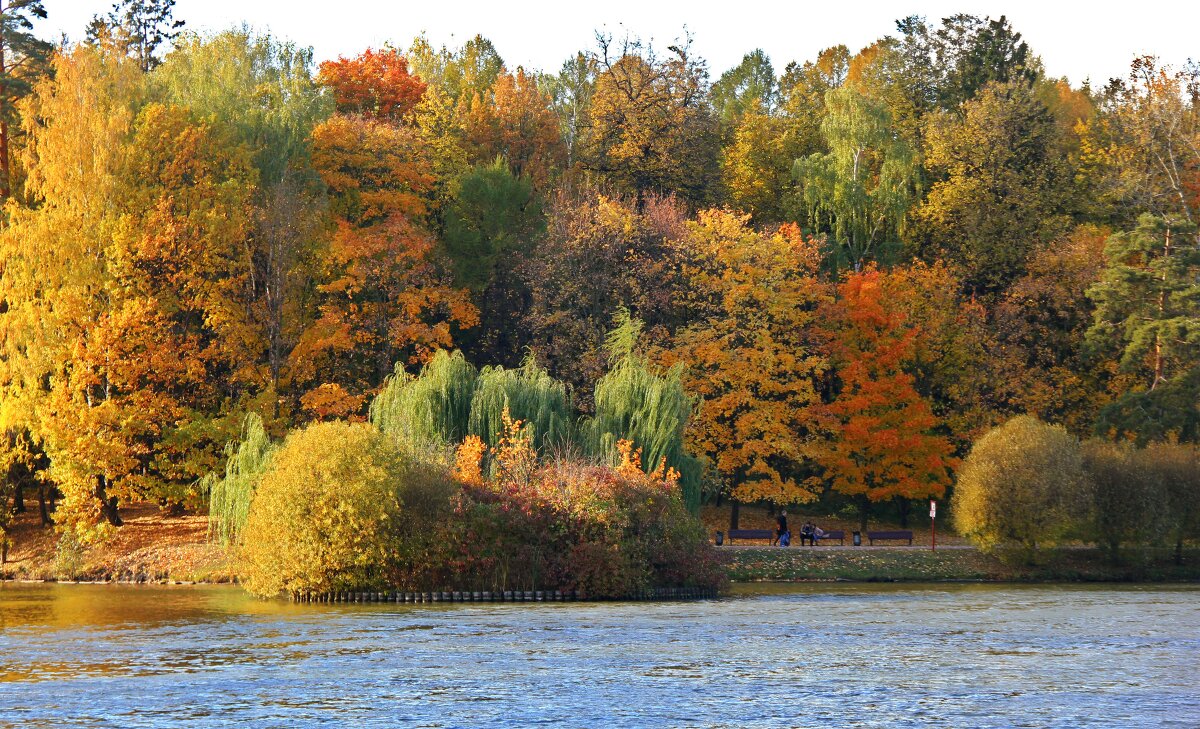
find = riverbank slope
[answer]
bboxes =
[4,501,1198,585]
[1,503,233,583]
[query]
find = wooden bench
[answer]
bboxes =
[725,529,775,544]
[867,530,913,545]
[813,529,846,545]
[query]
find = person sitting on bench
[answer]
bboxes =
[799,521,815,545]
[811,525,827,545]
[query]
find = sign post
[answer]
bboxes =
[930,499,937,552]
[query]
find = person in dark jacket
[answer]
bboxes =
[799,521,816,546]
[773,510,790,547]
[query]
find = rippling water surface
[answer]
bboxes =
[0,582,1197,727]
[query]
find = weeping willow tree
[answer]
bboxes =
[585,309,702,510]
[205,413,275,546]
[369,350,479,448]
[469,356,572,452]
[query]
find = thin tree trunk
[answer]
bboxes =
[729,500,740,532]
[896,498,909,527]
[857,494,870,532]
[1152,227,1172,390]
[94,475,123,527]
[0,18,9,201]
[12,481,24,513]
[37,482,52,525]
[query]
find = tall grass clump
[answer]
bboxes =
[206,413,275,546]
[585,309,702,510]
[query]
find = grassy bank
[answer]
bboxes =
[725,546,1200,583]
[5,500,1198,587]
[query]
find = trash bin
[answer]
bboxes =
[715,530,724,546]
[852,530,862,546]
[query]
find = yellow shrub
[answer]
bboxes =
[239,422,407,597]
[953,416,1089,562]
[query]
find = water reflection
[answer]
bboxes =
[0,582,1197,727]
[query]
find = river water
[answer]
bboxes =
[0,582,1196,728]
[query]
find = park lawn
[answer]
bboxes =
[725,545,1200,583]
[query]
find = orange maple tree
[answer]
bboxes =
[812,269,957,529]
[318,47,427,122]
[293,114,477,419]
[460,67,565,189]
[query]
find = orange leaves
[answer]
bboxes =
[664,210,829,505]
[460,67,564,189]
[296,107,478,411]
[299,383,365,422]
[810,269,957,506]
[310,115,434,223]
[453,435,487,487]
[318,48,426,122]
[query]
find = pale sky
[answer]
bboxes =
[38,1,1200,88]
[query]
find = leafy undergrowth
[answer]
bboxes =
[726,546,1200,582]
[1,502,234,583]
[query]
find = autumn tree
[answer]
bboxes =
[1078,58,1200,227]
[915,80,1070,293]
[720,103,801,222]
[407,33,503,104]
[1081,440,1167,563]
[883,261,998,449]
[579,36,719,206]
[0,0,49,200]
[796,85,918,271]
[812,270,957,530]
[294,114,477,419]
[778,45,849,156]
[1,46,262,538]
[1145,442,1200,564]
[523,190,689,401]
[460,67,565,189]
[954,416,1089,562]
[661,212,828,519]
[995,226,1120,434]
[540,51,594,168]
[318,47,426,122]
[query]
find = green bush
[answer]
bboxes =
[1143,442,1200,564]
[954,416,1089,563]
[1082,440,1168,563]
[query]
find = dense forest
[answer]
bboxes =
[1,0,1198,544]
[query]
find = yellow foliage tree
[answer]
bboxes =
[661,210,829,513]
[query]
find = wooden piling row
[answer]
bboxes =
[289,586,717,604]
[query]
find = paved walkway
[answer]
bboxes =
[718,544,977,551]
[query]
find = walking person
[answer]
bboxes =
[774,510,791,547]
